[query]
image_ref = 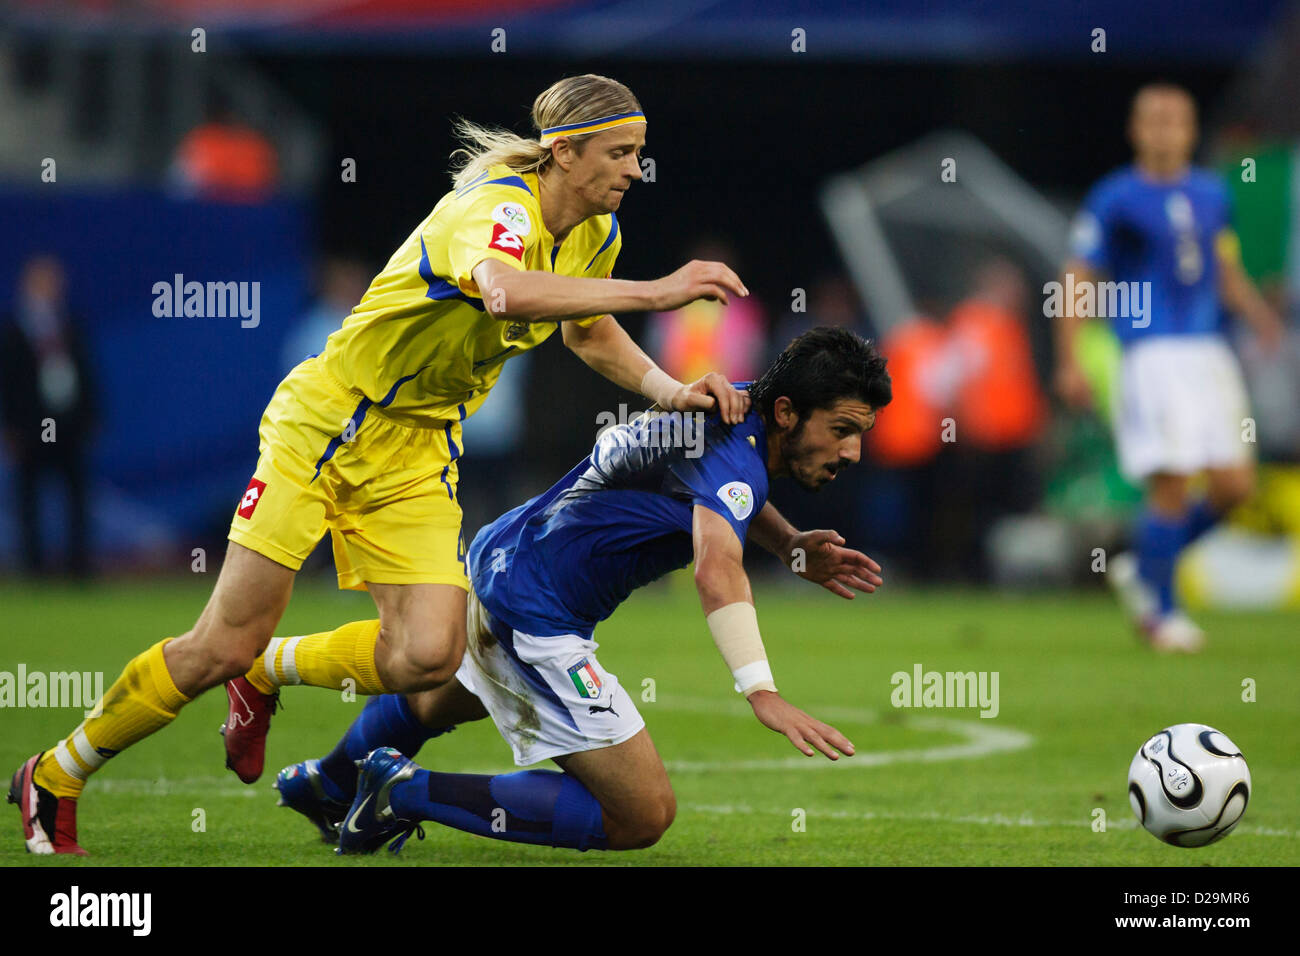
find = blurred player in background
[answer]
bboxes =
[1054,83,1285,651]
[168,91,280,204]
[272,327,890,855]
[0,255,98,578]
[9,73,751,855]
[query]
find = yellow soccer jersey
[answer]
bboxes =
[319,163,622,423]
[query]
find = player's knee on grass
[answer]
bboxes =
[605,788,677,850]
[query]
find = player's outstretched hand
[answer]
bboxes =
[748,690,855,760]
[667,372,751,424]
[789,528,882,599]
[652,259,748,311]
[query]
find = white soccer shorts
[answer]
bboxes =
[1113,335,1254,482]
[455,587,645,766]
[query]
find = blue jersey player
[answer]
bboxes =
[1055,83,1285,652]
[272,327,891,854]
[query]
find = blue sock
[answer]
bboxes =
[1183,498,1220,544]
[1136,508,1190,617]
[388,769,608,851]
[318,695,453,802]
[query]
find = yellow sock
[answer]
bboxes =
[34,639,190,799]
[246,620,388,696]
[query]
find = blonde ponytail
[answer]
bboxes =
[449,74,643,191]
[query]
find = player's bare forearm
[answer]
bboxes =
[562,314,654,393]
[748,503,798,559]
[477,263,661,322]
[473,256,747,324]
[691,507,753,614]
[563,317,749,423]
[1219,257,1285,346]
[1054,258,1097,408]
[1055,258,1096,366]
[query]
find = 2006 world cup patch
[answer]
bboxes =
[716,480,754,520]
[491,201,532,237]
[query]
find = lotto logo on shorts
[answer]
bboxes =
[237,477,267,519]
[567,658,602,700]
[488,223,525,261]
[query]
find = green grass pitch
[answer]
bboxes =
[1,575,1296,866]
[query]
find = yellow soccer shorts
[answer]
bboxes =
[227,357,469,591]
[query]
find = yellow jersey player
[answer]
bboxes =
[9,73,750,855]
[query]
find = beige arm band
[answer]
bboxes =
[705,602,777,697]
[640,366,683,408]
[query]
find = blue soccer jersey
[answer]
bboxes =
[468,401,770,639]
[1069,164,1236,345]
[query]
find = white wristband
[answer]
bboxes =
[705,602,777,697]
[731,660,776,696]
[640,366,682,408]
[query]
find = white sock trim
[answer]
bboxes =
[280,636,303,686]
[54,739,91,779]
[263,638,285,687]
[72,727,107,770]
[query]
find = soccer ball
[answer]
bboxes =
[1127,723,1250,847]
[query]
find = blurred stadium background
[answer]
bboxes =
[3,0,1300,607]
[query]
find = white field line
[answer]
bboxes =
[76,695,1296,842]
[677,802,1299,839]
[649,694,1033,773]
[87,780,1296,840]
[93,695,1030,794]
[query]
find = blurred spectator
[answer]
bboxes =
[947,257,1047,453]
[647,238,766,382]
[862,314,949,578]
[864,258,1048,581]
[868,315,949,470]
[938,257,1048,580]
[169,93,279,203]
[0,256,98,577]
[281,256,373,371]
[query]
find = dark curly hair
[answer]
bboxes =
[749,326,891,424]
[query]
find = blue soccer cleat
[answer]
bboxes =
[336,748,424,856]
[273,759,350,844]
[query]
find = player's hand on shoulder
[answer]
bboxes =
[748,691,855,760]
[652,259,748,311]
[668,372,750,424]
[789,529,883,599]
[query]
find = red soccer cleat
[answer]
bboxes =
[8,753,88,856]
[221,677,280,784]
